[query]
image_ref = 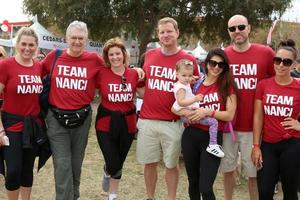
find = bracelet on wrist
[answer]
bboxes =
[210,110,215,118]
[252,144,260,149]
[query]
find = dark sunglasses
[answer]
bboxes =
[228,24,247,32]
[208,60,226,69]
[273,57,293,67]
[0,53,3,57]
[121,75,127,90]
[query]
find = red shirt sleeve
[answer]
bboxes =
[41,50,57,76]
[255,80,264,100]
[0,59,8,85]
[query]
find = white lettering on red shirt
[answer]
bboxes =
[231,63,258,90]
[200,92,221,111]
[147,65,176,92]
[149,65,176,79]
[264,94,294,117]
[57,65,87,77]
[55,65,88,90]
[107,83,133,102]
[17,75,43,94]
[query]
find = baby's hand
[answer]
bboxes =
[194,94,203,102]
[190,75,199,84]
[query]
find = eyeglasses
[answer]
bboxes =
[70,36,84,41]
[228,24,247,32]
[121,75,127,90]
[273,57,293,67]
[208,60,226,68]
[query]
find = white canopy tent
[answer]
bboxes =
[0,18,102,53]
[192,42,207,61]
[0,38,12,47]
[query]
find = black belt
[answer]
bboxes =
[162,119,178,122]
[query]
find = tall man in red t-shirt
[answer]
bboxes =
[219,15,275,200]
[136,17,198,200]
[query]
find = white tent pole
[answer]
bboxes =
[9,24,14,56]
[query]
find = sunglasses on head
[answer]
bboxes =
[183,60,193,66]
[208,60,226,69]
[228,24,247,32]
[121,75,127,90]
[273,57,293,67]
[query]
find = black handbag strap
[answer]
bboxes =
[49,49,63,78]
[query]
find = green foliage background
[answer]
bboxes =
[23,0,292,55]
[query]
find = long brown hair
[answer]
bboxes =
[204,48,238,105]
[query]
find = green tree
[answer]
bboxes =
[23,0,291,56]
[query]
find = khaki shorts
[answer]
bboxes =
[136,119,184,168]
[219,131,257,177]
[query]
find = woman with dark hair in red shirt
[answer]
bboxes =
[252,39,300,199]
[173,48,238,199]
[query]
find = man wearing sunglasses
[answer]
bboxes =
[219,14,275,200]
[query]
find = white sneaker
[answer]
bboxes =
[107,197,119,200]
[206,144,225,158]
[274,183,279,194]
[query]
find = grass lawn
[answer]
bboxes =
[0,105,286,199]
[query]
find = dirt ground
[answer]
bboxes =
[0,107,286,200]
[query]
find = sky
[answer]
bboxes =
[0,0,299,23]
[281,0,300,22]
[0,0,29,22]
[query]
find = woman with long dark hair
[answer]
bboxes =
[173,48,238,200]
[252,39,300,200]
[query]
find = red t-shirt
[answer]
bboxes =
[95,67,142,133]
[225,44,275,131]
[255,77,300,143]
[139,48,199,120]
[0,57,43,132]
[42,49,104,110]
[191,82,233,131]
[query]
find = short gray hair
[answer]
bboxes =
[66,20,88,38]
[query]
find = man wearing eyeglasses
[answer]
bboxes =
[219,14,275,200]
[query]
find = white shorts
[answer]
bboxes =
[219,131,257,177]
[136,119,184,168]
